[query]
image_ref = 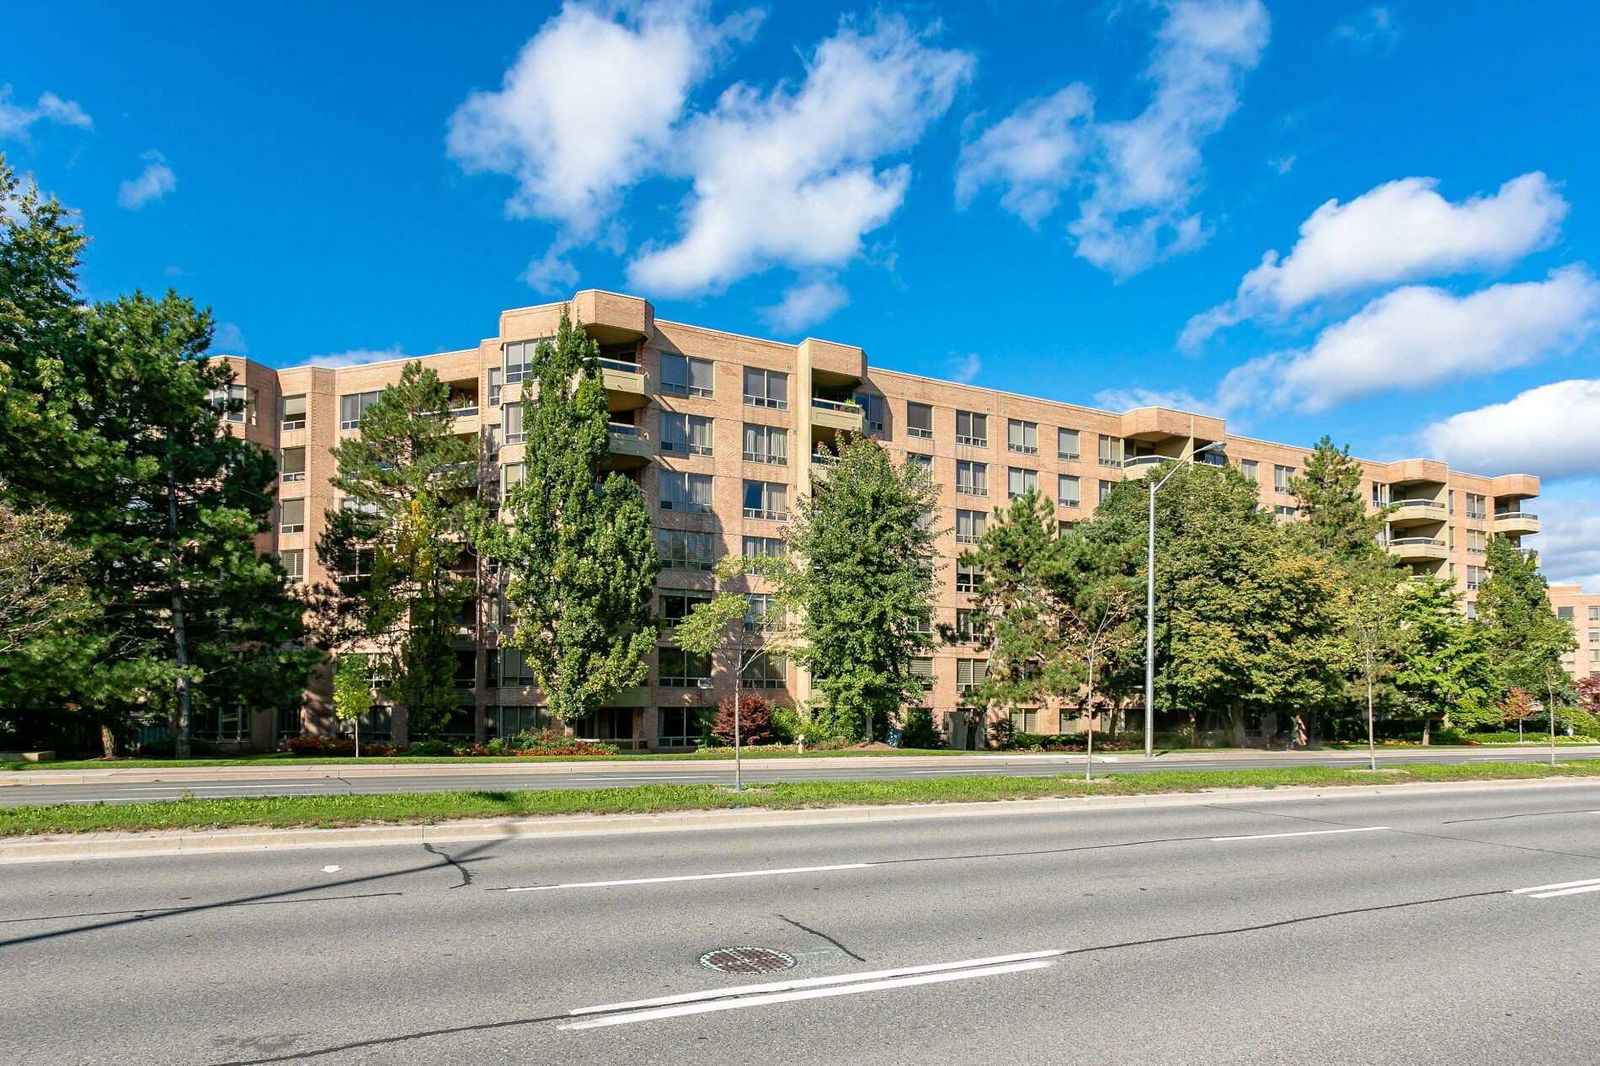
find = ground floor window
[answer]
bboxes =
[1010,708,1039,733]
[486,705,552,738]
[417,705,475,741]
[577,708,636,744]
[276,705,303,738]
[192,704,250,742]
[659,706,712,747]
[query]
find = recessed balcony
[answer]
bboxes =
[810,396,864,434]
[1388,536,1448,562]
[606,422,652,466]
[1494,510,1541,535]
[1121,455,1170,478]
[599,357,649,409]
[1387,498,1446,529]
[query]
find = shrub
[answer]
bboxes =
[711,695,776,746]
[135,737,219,757]
[408,739,455,756]
[898,707,944,749]
[283,735,404,757]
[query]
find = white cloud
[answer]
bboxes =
[959,0,1268,277]
[628,14,973,295]
[1093,386,1220,415]
[955,85,1093,227]
[447,0,757,240]
[117,151,176,210]
[1420,380,1600,481]
[1335,6,1403,54]
[0,86,92,137]
[1184,172,1568,346]
[947,352,982,384]
[210,322,247,355]
[762,278,850,333]
[1218,267,1600,412]
[1535,494,1600,593]
[1072,0,1269,276]
[308,345,408,369]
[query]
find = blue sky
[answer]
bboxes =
[3,1,1598,588]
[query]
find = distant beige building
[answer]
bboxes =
[215,290,1546,749]
[1548,585,1600,685]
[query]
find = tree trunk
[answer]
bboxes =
[1226,705,1246,748]
[1421,717,1431,746]
[165,466,192,760]
[99,724,117,759]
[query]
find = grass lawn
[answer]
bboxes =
[4,760,1597,837]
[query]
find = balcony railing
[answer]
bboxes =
[1495,510,1539,521]
[607,422,640,437]
[1391,498,1445,512]
[1390,536,1445,547]
[597,357,643,375]
[811,397,860,414]
[449,404,480,419]
[1122,455,1168,470]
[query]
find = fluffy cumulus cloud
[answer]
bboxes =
[1183,172,1569,346]
[447,0,759,285]
[1419,379,1600,482]
[308,345,409,369]
[1217,267,1600,412]
[762,278,850,334]
[117,151,176,210]
[0,86,91,137]
[628,14,973,296]
[1092,386,1221,415]
[955,85,1093,227]
[958,0,1268,277]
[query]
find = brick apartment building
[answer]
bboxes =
[1549,585,1600,685]
[214,290,1553,750]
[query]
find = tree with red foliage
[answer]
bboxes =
[711,694,775,746]
[1578,675,1600,716]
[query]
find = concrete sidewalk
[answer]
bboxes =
[4,744,1595,788]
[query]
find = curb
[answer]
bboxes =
[4,775,1596,865]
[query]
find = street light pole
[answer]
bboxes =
[1143,441,1225,758]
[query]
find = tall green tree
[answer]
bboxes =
[1476,536,1575,709]
[475,311,658,725]
[771,433,937,742]
[319,361,479,741]
[1288,436,1389,559]
[951,491,1076,739]
[1390,577,1496,739]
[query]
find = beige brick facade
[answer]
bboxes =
[218,290,1549,749]
[1548,585,1600,684]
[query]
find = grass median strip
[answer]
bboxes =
[4,761,1600,838]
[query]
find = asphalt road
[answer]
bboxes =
[3,745,1598,806]
[4,781,1600,1064]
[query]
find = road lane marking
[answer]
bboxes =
[1210,826,1390,842]
[570,949,1068,1016]
[563,957,1058,1029]
[1511,877,1600,897]
[506,863,877,892]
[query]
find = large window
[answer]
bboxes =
[742,423,788,465]
[742,535,786,559]
[1008,467,1038,498]
[956,562,982,593]
[956,658,989,694]
[658,647,711,687]
[1058,474,1080,508]
[280,549,304,584]
[281,394,306,430]
[487,705,552,738]
[661,353,715,398]
[743,367,789,410]
[279,498,305,535]
[660,589,713,628]
[740,650,785,689]
[1097,434,1124,468]
[1467,565,1488,591]
[956,460,988,496]
[1468,529,1487,554]
[503,402,525,444]
[956,410,988,447]
[339,390,381,430]
[280,447,306,483]
[661,413,713,456]
[658,528,718,571]
[209,384,256,425]
[1057,428,1080,460]
[503,339,545,384]
[660,471,714,514]
[907,402,934,439]
[955,609,980,641]
[1240,459,1259,481]
[1465,493,1487,519]
[499,462,525,502]
[742,480,789,521]
[1007,420,1038,455]
[1274,464,1295,494]
[855,393,887,436]
[487,367,503,407]
[909,657,935,689]
[956,509,986,545]
[744,593,776,632]
[905,453,933,475]
[496,648,536,687]
[659,706,710,747]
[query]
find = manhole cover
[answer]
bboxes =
[698,947,797,974]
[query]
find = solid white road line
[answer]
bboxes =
[562,960,1055,1030]
[506,862,877,892]
[1510,876,1600,896]
[1528,884,1600,899]
[1209,826,1390,842]
[570,950,1069,1016]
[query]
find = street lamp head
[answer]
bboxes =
[1194,440,1226,457]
